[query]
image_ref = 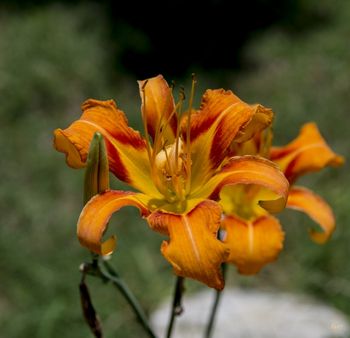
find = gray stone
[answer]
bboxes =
[151,288,349,338]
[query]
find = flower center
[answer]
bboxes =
[141,75,197,203]
[221,185,271,220]
[154,140,189,202]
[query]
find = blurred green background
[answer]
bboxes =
[0,0,349,337]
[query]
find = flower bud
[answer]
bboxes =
[83,132,109,204]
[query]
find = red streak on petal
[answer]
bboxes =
[105,141,130,183]
[190,114,217,142]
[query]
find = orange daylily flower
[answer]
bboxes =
[53,75,289,289]
[221,123,344,275]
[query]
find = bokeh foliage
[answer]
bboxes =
[0,1,349,337]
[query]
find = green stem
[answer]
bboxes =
[82,257,157,338]
[166,276,185,338]
[204,263,227,338]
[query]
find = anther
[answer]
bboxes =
[191,73,197,83]
[179,86,186,101]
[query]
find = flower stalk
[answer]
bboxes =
[205,264,227,338]
[166,276,185,338]
[81,258,157,338]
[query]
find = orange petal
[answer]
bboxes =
[191,155,289,215]
[270,122,344,183]
[147,200,229,290]
[230,124,273,158]
[287,186,335,244]
[138,75,177,143]
[54,99,161,197]
[234,104,274,143]
[77,190,151,255]
[188,90,273,191]
[228,136,259,158]
[222,215,284,275]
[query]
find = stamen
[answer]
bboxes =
[162,142,173,176]
[174,88,185,176]
[152,100,181,165]
[162,142,182,201]
[185,73,197,193]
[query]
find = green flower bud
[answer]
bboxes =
[84,132,110,205]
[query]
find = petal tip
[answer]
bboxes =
[101,236,117,256]
[309,228,333,244]
[258,196,287,214]
[332,154,345,167]
[81,98,117,112]
[287,187,335,244]
[53,128,85,168]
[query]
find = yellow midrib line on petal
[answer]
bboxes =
[285,143,326,160]
[293,142,325,154]
[191,169,285,200]
[182,214,201,262]
[275,142,330,168]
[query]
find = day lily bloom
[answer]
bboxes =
[53,75,289,289]
[221,123,344,275]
